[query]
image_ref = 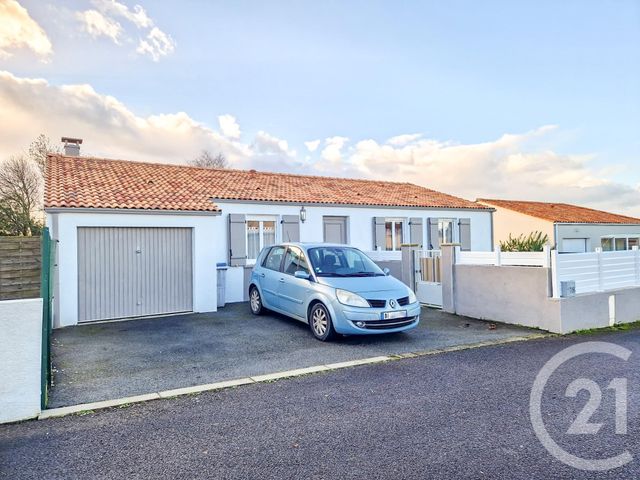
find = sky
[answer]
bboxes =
[0,0,639,215]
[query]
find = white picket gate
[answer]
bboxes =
[414,249,442,307]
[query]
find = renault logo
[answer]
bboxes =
[389,299,397,309]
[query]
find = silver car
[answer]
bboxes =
[249,243,421,341]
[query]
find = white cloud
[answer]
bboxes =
[76,9,123,44]
[320,136,349,164]
[75,0,175,61]
[218,114,241,139]
[0,71,638,217]
[304,139,320,152]
[387,133,422,146]
[92,0,153,29]
[0,0,52,60]
[136,26,175,62]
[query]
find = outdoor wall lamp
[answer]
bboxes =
[299,205,307,223]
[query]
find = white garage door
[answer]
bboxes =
[561,238,587,253]
[78,227,193,322]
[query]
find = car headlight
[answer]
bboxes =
[336,289,370,308]
[408,289,417,304]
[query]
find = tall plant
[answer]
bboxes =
[500,231,549,252]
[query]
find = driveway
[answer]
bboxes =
[49,303,539,407]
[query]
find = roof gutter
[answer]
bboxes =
[44,207,221,216]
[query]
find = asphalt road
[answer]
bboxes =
[1,329,638,479]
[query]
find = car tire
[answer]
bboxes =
[249,286,264,315]
[309,303,336,341]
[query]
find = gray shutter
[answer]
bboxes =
[373,217,386,250]
[409,217,423,247]
[281,215,300,242]
[428,218,440,250]
[459,218,471,251]
[229,214,247,266]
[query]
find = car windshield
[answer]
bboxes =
[307,247,385,277]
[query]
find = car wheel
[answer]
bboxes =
[309,303,336,341]
[249,286,264,315]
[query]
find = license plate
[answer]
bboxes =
[382,310,407,320]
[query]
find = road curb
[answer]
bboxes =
[38,334,549,420]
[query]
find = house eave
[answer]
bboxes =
[44,207,222,216]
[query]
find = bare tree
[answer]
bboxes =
[28,133,60,175]
[0,155,42,236]
[189,150,228,169]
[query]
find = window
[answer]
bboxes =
[384,219,404,251]
[438,219,454,245]
[282,247,310,276]
[263,246,285,271]
[307,246,384,277]
[601,236,640,251]
[247,217,276,261]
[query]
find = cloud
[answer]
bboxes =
[218,114,241,139]
[76,10,123,44]
[0,71,638,217]
[320,136,349,164]
[304,139,321,152]
[387,133,422,146]
[76,0,175,61]
[0,0,52,60]
[136,26,175,62]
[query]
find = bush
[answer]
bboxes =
[500,231,549,252]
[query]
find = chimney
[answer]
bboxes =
[61,137,82,156]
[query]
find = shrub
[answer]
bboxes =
[500,231,549,252]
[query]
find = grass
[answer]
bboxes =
[574,320,640,335]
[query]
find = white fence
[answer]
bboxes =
[457,247,550,267]
[414,249,443,307]
[552,247,640,297]
[366,250,402,262]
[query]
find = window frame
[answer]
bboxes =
[384,218,405,251]
[246,215,278,264]
[601,235,640,252]
[438,218,455,245]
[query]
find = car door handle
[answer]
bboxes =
[279,278,285,283]
[260,273,265,278]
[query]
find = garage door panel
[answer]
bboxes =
[78,227,193,322]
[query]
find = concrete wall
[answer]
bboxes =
[556,223,640,252]
[440,245,640,334]
[451,264,562,332]
[480,203,554,248]
[0,298,42,423]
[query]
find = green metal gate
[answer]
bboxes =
[40,228,55,409]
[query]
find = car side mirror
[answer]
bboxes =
[383,267,390,276]
[294,270,311,280]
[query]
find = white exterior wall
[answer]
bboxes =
[213,202,493,303]
[0,299,42,423]
[49,204,492,324]
[482,203,555,248]
[556,223,640,252]
[47,211,218,328]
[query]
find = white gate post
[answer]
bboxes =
[633,246,640,286]
[551,249,560,298]
[495,246,502,266]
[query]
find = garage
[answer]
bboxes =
[77,227,193,322]
[561,238,587,253]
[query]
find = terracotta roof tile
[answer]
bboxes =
[45,154,488,212]
[478,198,640,224]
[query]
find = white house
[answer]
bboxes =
[45,153,493,327]
[477,198,640,253]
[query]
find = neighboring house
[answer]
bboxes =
[477,198,640,253]
[45,153,493,327]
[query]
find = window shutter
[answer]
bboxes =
[428,218,440,250]
[373,217,386,250]
[409,217,423,247]
[228,214,247,266]
[281,215,300,242]
[459,218,471,251]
